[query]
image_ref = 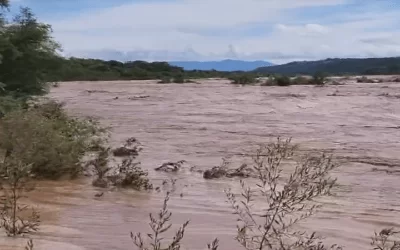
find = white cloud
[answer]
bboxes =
[44,0,400,63]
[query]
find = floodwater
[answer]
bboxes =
[1,78,400,249]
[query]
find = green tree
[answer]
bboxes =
[0,6,60,96]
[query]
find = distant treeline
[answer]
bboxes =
[44,57,242,82]
[45,56,400,83]
[254,57,400,76]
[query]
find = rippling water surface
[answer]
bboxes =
[1,78,400,250]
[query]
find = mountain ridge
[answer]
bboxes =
[254,57,400,75]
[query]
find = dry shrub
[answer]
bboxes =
[88,142,152,190]
[108,157,153,190]
[0,158,40,236]
[225,138,340,250]
[131,192,189,250]
[208,238,220,250]
[203,159,253,179]
[371,228,400,250]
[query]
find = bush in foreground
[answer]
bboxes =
[0,159,40,236]
[0,100,106,179]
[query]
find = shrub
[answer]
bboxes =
[225,138,340,250]
[311,72,327,85]
[0,100,106,179]
[0,158,40,236]
[229,74,257,85]
[131,192,190,249]
[0,7,61,96]
[87,147,112,188]
[87,139,152,190]
[108,157,153,190]
[173,75,185,83]
[274,75,291,86]
[0,96,25,117]
[371,228,400,249]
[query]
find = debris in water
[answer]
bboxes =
[203,159,253,179]
[128,95,150,100]
[112,137,142,157]
[94,192,104,198]
[155,160,186,172]
[85,90,110,94]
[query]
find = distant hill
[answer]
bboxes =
[169,59,274,72]
[254,57,400,75]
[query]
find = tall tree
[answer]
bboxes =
[0,4,61,96]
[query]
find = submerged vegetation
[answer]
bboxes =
[0,101,106,179]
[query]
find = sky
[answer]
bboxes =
[9,0,400,64]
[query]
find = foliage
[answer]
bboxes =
[230,74,258,85]
[0,100,106,179]
[44,57,255,82]
[131,192,189,250]
[87,146,112,188]
[173,74,185,83]
[310,72,326,85]
[0,158,40,236]
[203,159,253,179]
[0,6,61,96]
[108,156,153,190]
[225,138,340,250]
[274,75,291,86]
[262,74,325,86]
[45,58,185,82]
[88,138,152,190]
[0,95,25,117]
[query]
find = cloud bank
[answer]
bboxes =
[19,0,400,63]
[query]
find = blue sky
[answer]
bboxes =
[9,0,400,63]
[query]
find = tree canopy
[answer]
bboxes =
[0,6,60,96]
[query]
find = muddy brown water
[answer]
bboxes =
[1,78,400,249]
